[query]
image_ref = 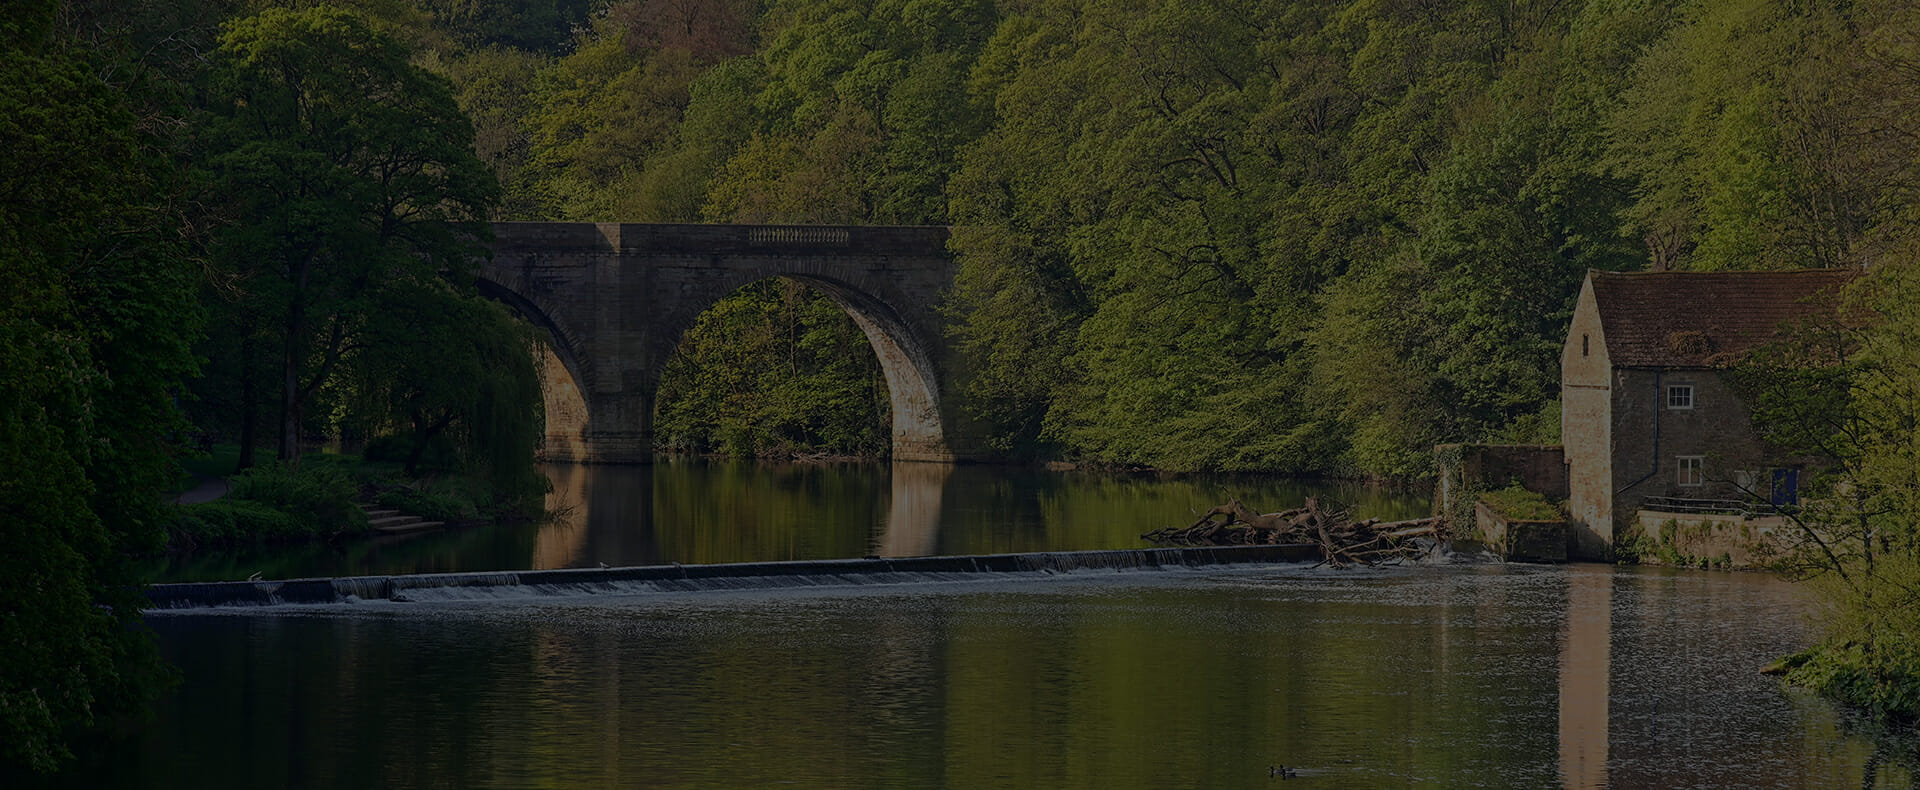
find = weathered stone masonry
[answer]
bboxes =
[1561,268,1853,560]
[476,222,966,463]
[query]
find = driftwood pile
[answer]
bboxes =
[1141,497,1445,567]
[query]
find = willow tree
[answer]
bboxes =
[338,278,546,498]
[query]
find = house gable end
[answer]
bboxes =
[1562,272,1615,558]
[1562,272,1611,385]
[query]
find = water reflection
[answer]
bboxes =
[152,460,1431,582]
[1547,566,1914,787]
[877,461,950,557]
[81,565,1917,789]
[1560,566,1609,789]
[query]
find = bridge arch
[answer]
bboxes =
[478,222,964,463]
[652,272,946,460]
[474,277,596,462]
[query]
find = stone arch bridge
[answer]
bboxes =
[477,222,965,463]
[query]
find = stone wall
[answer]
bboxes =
[1474,502,1568,563]
[1608,369,1773,535]
[1562,276,1613,559]
[1633,510,1788,569]
[1434,444,1567,520]
[536,342,589,462]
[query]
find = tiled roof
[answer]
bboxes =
[1589,269,1857,368]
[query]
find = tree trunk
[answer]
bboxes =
[405,411,456,477]
[279,260,310,464]
[280,332,301,464]
[235,334,258,472]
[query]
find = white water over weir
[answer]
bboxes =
[145,545,1320,609]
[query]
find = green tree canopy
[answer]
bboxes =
[198,5,499,465]
[409,0,1920,476]
[0,0,199,771]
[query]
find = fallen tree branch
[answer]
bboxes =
[1142,497,1445,565]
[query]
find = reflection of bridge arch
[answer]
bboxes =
[478,223,965,462]
[532,462,953,569]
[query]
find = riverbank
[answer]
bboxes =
[163,446,541,553]
[1769,640,1920,728]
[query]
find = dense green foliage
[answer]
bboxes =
[332,282,548,496]
[1780,640,1920,724]
[2,1,551,772]
[171,448,535,551]
[0,1,201,771]
[220,463,368,535]
[196,5,509,467]
[655,280,892,457]
[420,0,1919,475]
[180,1,549,505]
[170,499,305,544]
[171,457,371,547]
[1735,259,1920,722]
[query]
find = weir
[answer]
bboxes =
[145,545,1320,609]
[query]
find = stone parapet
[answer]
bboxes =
[1434,444,1567,515]
[491,222,951,257]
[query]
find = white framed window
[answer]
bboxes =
[1677,456,1705,487]
[1668,384,1695,410]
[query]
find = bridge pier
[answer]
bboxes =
[579,392,655,464]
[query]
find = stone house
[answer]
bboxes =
[1560,268,1854,559]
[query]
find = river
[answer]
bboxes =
[149,460,1431,582]
[93,462,1913,787]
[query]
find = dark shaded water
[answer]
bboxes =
[84,563,1908,788]
[153,460,1430,582]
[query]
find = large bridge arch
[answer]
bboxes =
[472,277,596,462]
[477,222,967,463]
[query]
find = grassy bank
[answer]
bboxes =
[1772,641,1920,725]
[165,446,542,551]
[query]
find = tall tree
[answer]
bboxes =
[1604,0,1880,271]
[199,5,498,464]
[0,0,199,771]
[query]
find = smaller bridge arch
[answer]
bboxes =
[477,222,966,463]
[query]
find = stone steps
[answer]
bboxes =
[373,520,444,534]
[357,502,443,535]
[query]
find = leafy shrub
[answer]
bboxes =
[226,462,367,533]
[1784,640,1920,723]
[170,500,302,543]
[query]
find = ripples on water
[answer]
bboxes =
[85,563,1915,788]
